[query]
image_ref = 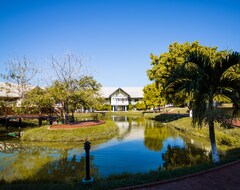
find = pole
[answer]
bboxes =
[82,141,94,183]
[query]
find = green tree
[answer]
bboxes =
[165,51,240,162]
[0,99,15,116]
[49,54,102,122]
[76,76,102,111]
[48,76,102,122]
[22,86,54,115]
[128,103,133,111]
[135,102,146,110]
[147,41,222,105]
[143,83,165,109]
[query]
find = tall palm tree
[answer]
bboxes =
[165,51,240,162]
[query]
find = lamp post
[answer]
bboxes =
[82,141,94,183]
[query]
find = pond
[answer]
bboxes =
[0,116,211,182]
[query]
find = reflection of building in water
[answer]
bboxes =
[112,116,144,140]
[112,116,130,136]
[112,116,128,122]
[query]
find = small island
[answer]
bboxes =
[21,120,119,142]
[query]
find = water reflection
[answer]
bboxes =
[0,143,98,182]
[162,144,210,170]
[144,125,177,151]
[0,116,211,182]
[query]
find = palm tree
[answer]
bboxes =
[165,51,240,163]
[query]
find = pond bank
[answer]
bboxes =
[165,117,240,151]
[21,120,118,142]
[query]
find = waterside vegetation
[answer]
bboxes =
[21,120,118,142]
[165,117,240,151]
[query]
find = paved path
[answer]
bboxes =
[118,160,240,190]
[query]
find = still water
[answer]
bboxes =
[0,116,211,182]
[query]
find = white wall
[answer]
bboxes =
[111,92,129,106]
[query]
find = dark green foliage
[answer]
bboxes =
[166,51,240,127]
[155,114,187,122]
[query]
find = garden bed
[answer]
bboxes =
[21,120,118,142]
[48,120,105,130]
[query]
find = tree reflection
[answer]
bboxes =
[162,144,210,170]
[144,126,175,151]
[0,143,99,183]
[43,153,98,182]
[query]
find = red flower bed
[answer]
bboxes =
[232,119,240,127]
[48,120,105,130]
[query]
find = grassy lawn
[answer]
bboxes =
[166,117,240,151]
[74,108,189,120]
[21,120,119,142]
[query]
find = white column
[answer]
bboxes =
[125,106,127,111]
[112,106,114,112]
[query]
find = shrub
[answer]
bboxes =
[91,113,99,121]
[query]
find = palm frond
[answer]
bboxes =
[191,92,207,127]
[219,52,240,74]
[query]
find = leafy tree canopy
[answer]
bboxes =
[143,83,165,109]
[147,41,230,104]
[22,86,54,114]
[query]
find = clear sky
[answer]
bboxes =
[1,0,240,87]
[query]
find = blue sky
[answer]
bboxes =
[1,0,240,87]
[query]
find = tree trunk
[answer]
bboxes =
[63,100,69,124]
[71,110,75,123]
[209,120,220,163]
[189,110,193,117]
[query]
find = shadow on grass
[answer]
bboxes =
[155,113,189,123]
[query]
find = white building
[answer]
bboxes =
[0,82,35,106]
[0,82,144,112]
[0,82,19,100]
[100,87,144,111]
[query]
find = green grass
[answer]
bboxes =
[21,120,119,142]
[166,117,240,150]
[106,111,143,117]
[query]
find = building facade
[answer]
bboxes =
[0,82,144,112]
[100,87,144,111]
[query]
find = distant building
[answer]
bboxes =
[0,82,34,105]
[100,87,144,111]
[0,82,144,112]
[0,82,19,100]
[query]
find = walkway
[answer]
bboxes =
[118,160,240,190]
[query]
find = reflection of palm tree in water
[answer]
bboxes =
[162,145,210,170]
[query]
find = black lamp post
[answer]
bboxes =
[82,140,94,183]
